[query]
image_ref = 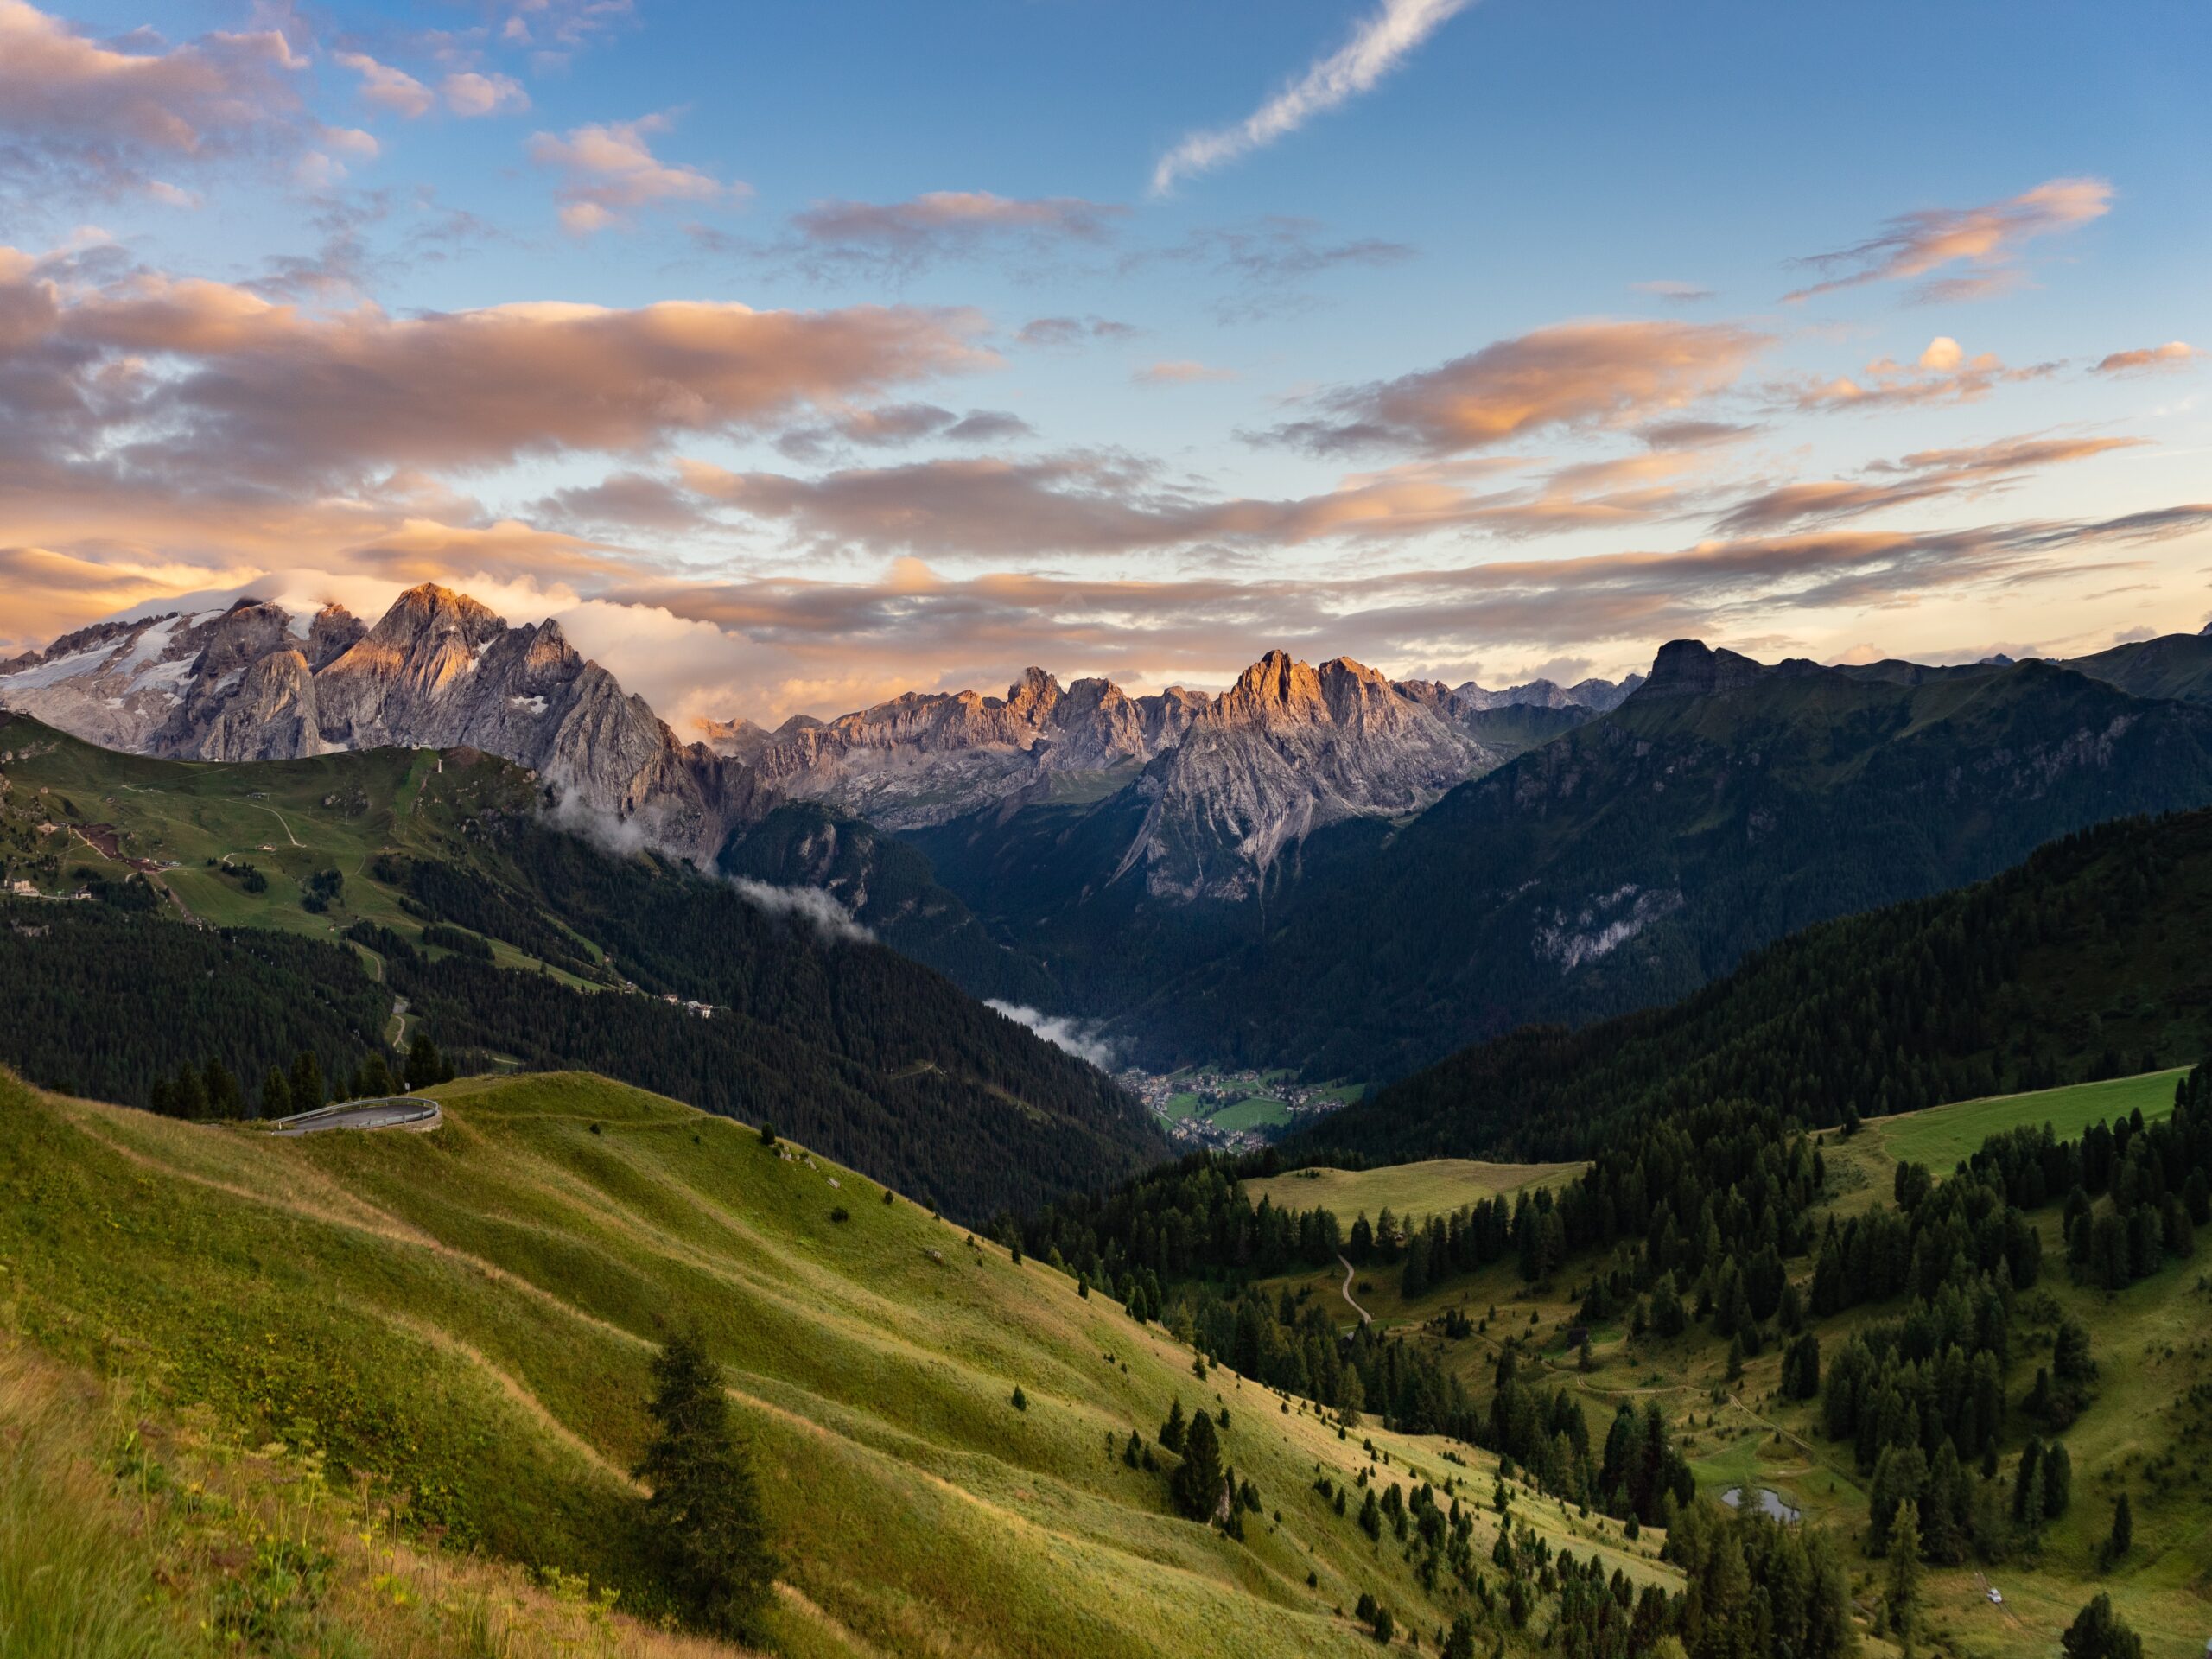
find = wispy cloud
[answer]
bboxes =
[1149,0,1475,194]
[1134,359,1236,387]
[1784,176,2111,304]
[786,191,1124,278]
[2094,340,2197,376]
[1782,336,2058,412]
[1714,434,2142,533]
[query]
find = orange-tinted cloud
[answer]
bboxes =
[529,113,739,232]
[1785,176,2111,304]
[1783,337,2056,411]
[1265,320,1769,456]
[0,0,305,196]
[0,247,996,486]
[2094,340,2198,375]
[1715,435,2141,533]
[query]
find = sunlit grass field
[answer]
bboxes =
[0,1067,1672,1657]
[1244,1158,1586,1224]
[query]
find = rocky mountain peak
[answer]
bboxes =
[370,583,507,652]
[1004,666,1061,719]
[1634,639,1771,700]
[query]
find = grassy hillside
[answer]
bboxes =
[1870,1070,2186,1173]
[1244,1159,1585,1225]
[0,713,1163,1217]
[1317,805,2212,1163]
[0,1066,1673,1657]
[1258,1073,2212,1659]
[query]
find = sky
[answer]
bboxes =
[1,0,2208,728]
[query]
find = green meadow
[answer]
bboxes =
[1245,1158,1586,1226]
[0,1067,1673,1657]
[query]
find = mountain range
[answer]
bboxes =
[16,582,2212,1090]
[0,583,1635,899]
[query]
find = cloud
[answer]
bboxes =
[1018,315,1139,349]
[2094,340,2198,375]
[335,52,433,118]
[1134,359,1236,386]
[1714,434,2141,534]
[786,191,1125,278]
[1265,319,1769,456]
[1150,0,1476,194]
[1785,176,2111,304]
[1631,280,1716,303]
[529,113,741,232]
[1784,338,2057,411]
[726,877,874,944]
[772,404,1036,463]
[679,442,1715,561]
[987,1001,1116,1069]
[0,0,306,197]
[1137,216,1416,321]
[0,245,995,489]
[442,72,529,118]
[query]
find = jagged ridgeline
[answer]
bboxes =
[1301,804,2212,1164]
[0,714,1159,1219]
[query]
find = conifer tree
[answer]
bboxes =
[1170,1408,1223,1522]
[404,1033,453,1090]
[2103,1491,2132,1563]
[1886,1500,1921,1642]
[635,1325,778,1638]
[2060,1592,2143,1659]
[1160,1396,1187,1454]
[289,1050,325,1114]
[258,1065,292,1120]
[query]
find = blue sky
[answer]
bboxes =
[3,0,2208,721]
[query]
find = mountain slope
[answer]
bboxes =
[996,642,2212,1080]
[1304,804,2212,1162]
[0,1067,1667,1656]
[0,712,1157,1218]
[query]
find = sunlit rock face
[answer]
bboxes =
[2,584,1638,892]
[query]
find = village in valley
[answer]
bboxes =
[1116,1063,1365,1149]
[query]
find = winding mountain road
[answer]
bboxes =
[1338,1255,1372,1325]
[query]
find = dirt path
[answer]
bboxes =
[1338,1255,1372,1325]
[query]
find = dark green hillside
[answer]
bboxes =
[1308,805,2212,1164]
[2062,630,2212,705]
[1132,651,2212,1081]
[0,715,1161,1217]
[717,799,1059,1005]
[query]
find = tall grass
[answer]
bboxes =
[0,1362,184,1659]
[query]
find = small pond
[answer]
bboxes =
[1719,1485,1802,1523]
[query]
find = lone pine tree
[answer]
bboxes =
[636,1325,778,1638]
[1170,1408,1224,1522]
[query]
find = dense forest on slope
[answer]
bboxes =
[1304,806,2212,1163]
[0,716,1160,1218]
[913,644,2212,1083]
[0,895,393,1105]
[716,800,1058,1006]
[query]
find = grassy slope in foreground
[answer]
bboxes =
[1244,1159,1585,1224]
[0,1069,1672,1658]
[1267,1070,2209,1659]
